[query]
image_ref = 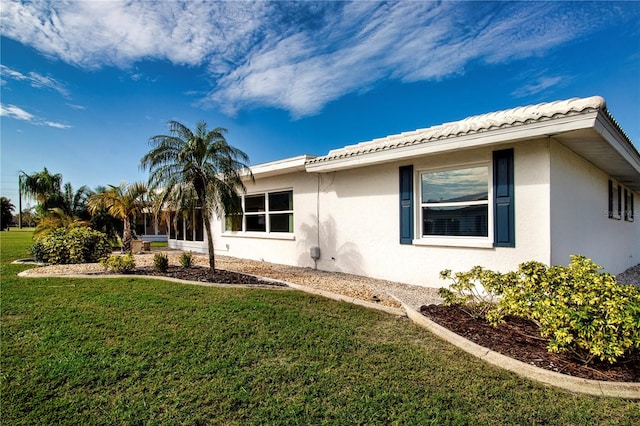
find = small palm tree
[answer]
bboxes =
[61,183,92,220]
[87,182,147,253]
[20,168,63,216]
[89,185,123,243]
[140,121,251,276]
[34,207,90,239]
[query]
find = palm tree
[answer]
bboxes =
[89,185,123,243]
[1,197,15,230]
[87,182,147,253]
[20,168,63,216]
[34,207,90,239]
[61,183,92,220]
[140,121,251,276]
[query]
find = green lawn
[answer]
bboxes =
[1,229,638,425]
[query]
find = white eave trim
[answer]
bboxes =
[593,113,640,175]
[242,155,316,179]
[305,113,598,173]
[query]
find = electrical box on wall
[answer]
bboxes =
[310,246,321,260]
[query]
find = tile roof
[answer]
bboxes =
[306,96,612,165]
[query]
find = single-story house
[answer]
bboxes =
[168,96,640,288]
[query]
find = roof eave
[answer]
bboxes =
[305,113,600,173]
[242,154,316,179]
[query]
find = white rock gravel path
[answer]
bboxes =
[617,264,640,287]
[19,251,444,310]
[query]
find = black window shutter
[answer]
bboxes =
[399,165,414,244]
[493,149,515,247]
[608,180,613,218]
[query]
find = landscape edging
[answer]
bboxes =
[402,303,640,399]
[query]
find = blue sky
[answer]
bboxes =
[1,1,639,208]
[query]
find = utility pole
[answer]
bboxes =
[18,173,22,229]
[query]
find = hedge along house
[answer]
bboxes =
[168,96,640,288]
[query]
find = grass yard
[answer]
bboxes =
[1,229,639,425]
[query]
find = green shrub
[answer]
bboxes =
[100,253,136,273]
[179,251,193,268]
[31,227,111,264]
[438,266,502,319]
[154,252,169,272]
[440,255,640,364]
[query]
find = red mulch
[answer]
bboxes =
[419,305,639,382]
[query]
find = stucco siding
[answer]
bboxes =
[210,172,319,268]
[308,142,552,287]
[205,137,637,286]
[550,140,640,274]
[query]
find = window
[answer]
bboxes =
[245,194,266,231]
[624,188,635,222]
[609,179,635,222]
[224,190,293,233]
[421,166,489,238]
[268,191,294,232]
[167,209,204,241]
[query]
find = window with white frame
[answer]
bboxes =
[224,190,293,233]
[609,179,635,222]
[420,165,489,238]
[624,189,635,222]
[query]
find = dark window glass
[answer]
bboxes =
[176,216,184,240]
[270,213,293,233]
[245,195,265,212]
[195,210,204,241]
[185,212,194,241]
[422,205,488,237]
[246,214,266,232]
[225,214,243,232]
[269,191,293,211]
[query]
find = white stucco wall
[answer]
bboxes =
[306,141,552,287]
[208,142,554,287]
[204,137,637,286]
[550,140,640,274]
[210,171,319,268]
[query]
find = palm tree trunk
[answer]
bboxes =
[202,209,216,278]
[122,216,132,253]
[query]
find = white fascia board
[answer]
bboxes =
[242,155,315,179]
[305,114,598,173]
[593,113,640,175]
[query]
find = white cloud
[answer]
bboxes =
[1,1,633,117]
[44,121,72,129]
[0,103,71,129]
[66,103,86,110]
[512,76,567,98]
[0,104,35,121]
[0,65,70,98]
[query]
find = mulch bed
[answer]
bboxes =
[119,266,286,287]
[419,305,639,382]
